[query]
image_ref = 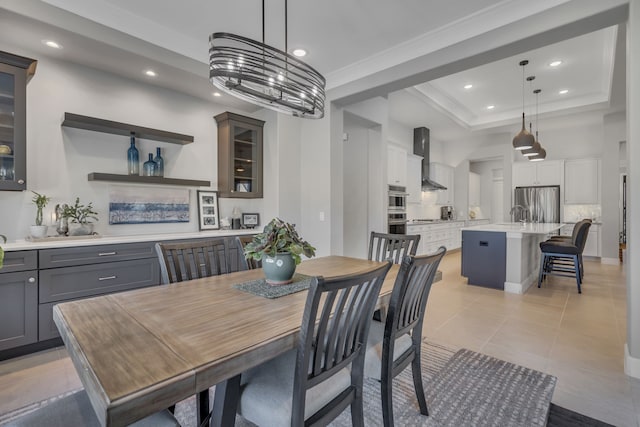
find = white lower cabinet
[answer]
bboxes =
[407,221,465,255]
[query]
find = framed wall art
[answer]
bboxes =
[197,190,220,230]
[109,186,190,224]
[242,213,260,229]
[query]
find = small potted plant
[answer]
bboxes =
[62,197,99,236]
[30,191,51,239]
[244,217,316,285]
[0,234,6,269]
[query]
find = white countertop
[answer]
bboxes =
[2,229,258,251]
[461,222,565,234]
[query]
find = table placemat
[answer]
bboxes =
[233,273,314,298]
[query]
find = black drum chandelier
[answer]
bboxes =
[209,0,326,119]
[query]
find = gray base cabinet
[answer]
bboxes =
[38,242,159,340]
[0,252,38,351]
[461,230,506,290]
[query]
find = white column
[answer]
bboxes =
[625,0,640,378]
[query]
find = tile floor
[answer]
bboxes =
[0,252,636,426]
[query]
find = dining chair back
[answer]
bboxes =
[238,261,392,427]
[364,246,446,427]
[368,232,420,264]
[155,236,248,284]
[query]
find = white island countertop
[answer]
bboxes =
[462,222,564,235]
[1,229,258,251]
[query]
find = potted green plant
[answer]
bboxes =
[62,197,99,236]
[244,217,316,285]
[30,191,51,239]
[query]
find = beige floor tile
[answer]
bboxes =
[480,342,549,373]
[486,318,558,358]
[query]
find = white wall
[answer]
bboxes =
[343,124,370,258]
[602,112,626,261]
[470,159,503,220]
[0,53,282,241]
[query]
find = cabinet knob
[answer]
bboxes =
[18,179,25,184]
[28,277,36,283]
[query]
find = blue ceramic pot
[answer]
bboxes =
[262,253,296,285]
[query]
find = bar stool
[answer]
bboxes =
[538,221,591,293]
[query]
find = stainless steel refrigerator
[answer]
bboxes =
[513,185,560,223]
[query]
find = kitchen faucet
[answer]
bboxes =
[509,205,529,223]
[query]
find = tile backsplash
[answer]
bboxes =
[563,204,601,222]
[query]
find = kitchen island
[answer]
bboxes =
[461,222,564,294]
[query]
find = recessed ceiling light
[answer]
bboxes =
[463,84,473,89]
[559,89,569,95]
[486,105,495,110]
[42,40,62,49]
[549,60,562,67]
[292,48,307,57]
[212,92,222,97]
[144,70,157,77]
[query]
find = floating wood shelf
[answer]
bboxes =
[88,173,209,187]
[62,113,194,145]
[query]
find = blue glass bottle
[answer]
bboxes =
[143,153,156,176]
[153,147,164,177]
[127,133,139,175]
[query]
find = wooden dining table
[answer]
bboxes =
[53,255,399,427]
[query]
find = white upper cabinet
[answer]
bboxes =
[468,171,481,207]
[512,160,562,187]
[407,155,422,204]
[430,162,454,205]
[564,158,600,204]
[387,144,407,186]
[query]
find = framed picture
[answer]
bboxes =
[197,190,220,230]
[242,213,260,229]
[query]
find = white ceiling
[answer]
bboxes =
[0,0,627,143]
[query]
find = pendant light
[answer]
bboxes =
[529,88,547,161]
[209,0,326,119]
[512,60,535,150]
[523,88,542,157]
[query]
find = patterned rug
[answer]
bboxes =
[0,341,613,426]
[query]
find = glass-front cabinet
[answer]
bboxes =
[215,112,264,198]
[0,51,36,191]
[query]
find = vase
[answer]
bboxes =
[262,253,296,285]
[143,153,156,176]
[127,134,139,175]
[29,225,48,239]
[153,147,164,177]
[68,223,94,236]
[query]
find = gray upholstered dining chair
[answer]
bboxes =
[368,232,420,264]
[237,261,392,427]
[364,246,446,427]
[155,236,248,284]
[155,235,248,423]
[6,389,179,427]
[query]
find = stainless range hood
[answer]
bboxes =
[413,127,447,191]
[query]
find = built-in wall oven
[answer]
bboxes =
[388,185,408,234]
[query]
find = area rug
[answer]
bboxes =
[0,341,613,427]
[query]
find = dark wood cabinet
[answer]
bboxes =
[0,51,36,191]
[215,112,264,198]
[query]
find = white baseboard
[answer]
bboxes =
[625,344,640,378]
[601,257,620,265]
[504,273,536,294]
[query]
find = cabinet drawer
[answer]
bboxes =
[39,258,160,303]
[0,251,37,273]
[39,242,156,268]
